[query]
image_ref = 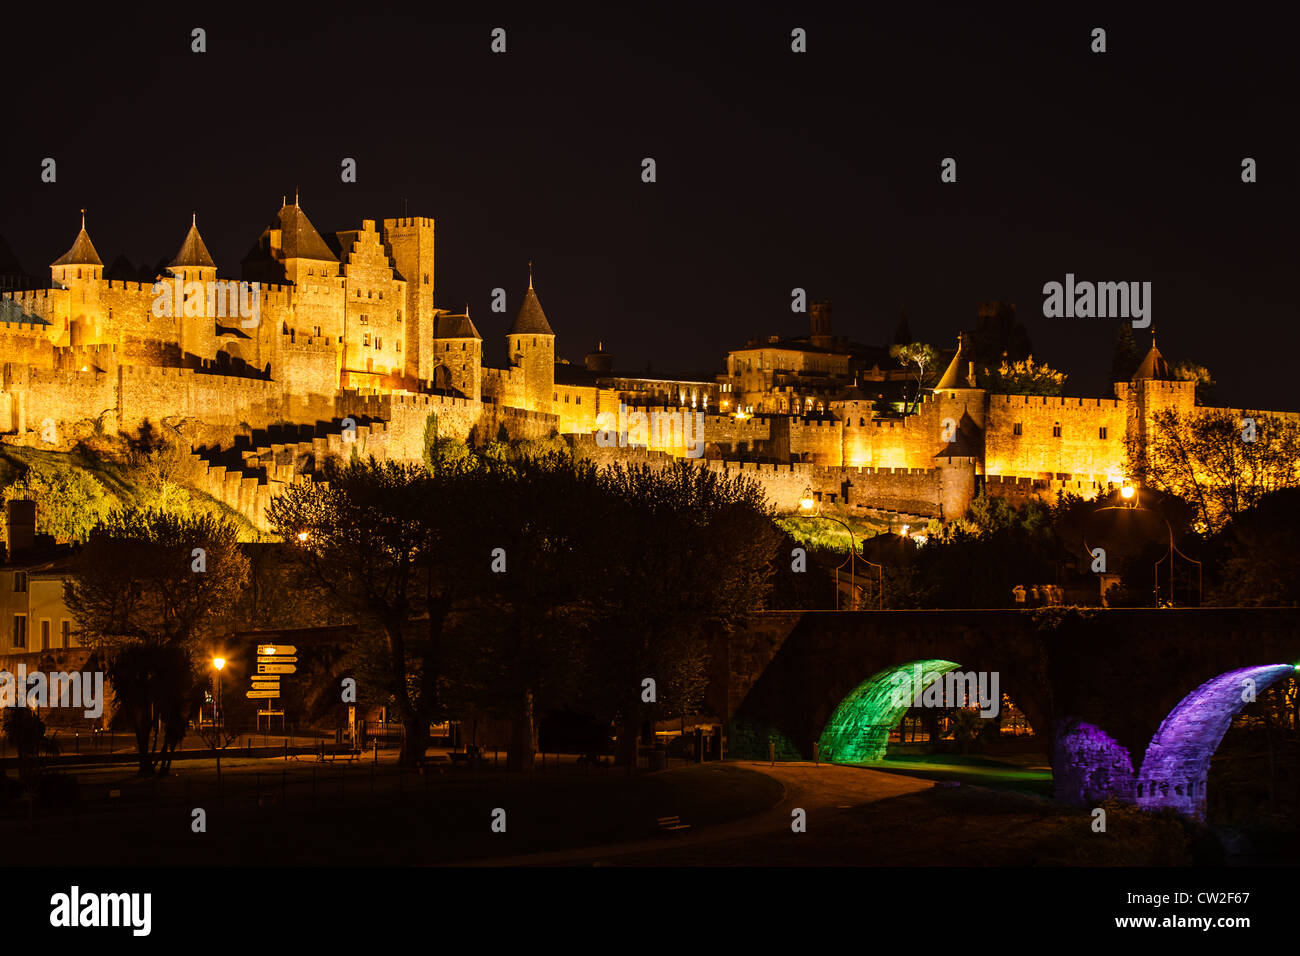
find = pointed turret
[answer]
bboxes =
[51,210,103,285]
[506,270,556,413]
[934,332,978,391]
[1131,335,1173,382]
[509,284,554,336]
[171,213,217,270]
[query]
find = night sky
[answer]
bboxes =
[3,5,1295,406]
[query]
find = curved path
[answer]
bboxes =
[463,761,931,866]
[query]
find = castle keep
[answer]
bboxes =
[2,206,1296,531]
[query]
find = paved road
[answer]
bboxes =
[465,761,931,866]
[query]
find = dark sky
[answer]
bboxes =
[3,5,1295,407]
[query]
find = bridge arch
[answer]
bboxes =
[1137,664,1296,819]
[818,659,960,763]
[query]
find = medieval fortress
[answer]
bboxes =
[1,203,1294,532]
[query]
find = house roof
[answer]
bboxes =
[432,311,481,340]
[245,202,339,264]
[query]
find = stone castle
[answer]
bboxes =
[1,204,1295,531]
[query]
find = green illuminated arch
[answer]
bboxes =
[817,659,960,763]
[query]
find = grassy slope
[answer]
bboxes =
[0,442,266,542]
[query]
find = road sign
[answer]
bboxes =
[258,663,297,675]
[251,680,281,689]
[257,645,298,656]
[256,656,297,664]
[246,690,279,699]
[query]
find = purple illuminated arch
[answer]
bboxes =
[1052,720,1135,806]
[1137,664,1295,820]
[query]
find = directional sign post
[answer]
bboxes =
[250,645,302,728]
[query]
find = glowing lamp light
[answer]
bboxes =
[297,531,310,542]
[1120,486,1135,499]
[212,657,226,671]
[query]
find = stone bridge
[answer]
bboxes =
[714,608,1300,819]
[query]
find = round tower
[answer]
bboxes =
[50,210,104,347]
[931,332,987,476]
[169,213,220,362]
[507,269,555,414]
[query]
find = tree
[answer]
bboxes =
[447,452,613,771]
[1128,408,1300,534]
[889,342,941,413]
[63,509,248,775]
[592,462,780,764]
[986,355,1068,396]
[1110,324,1141,383]
[1212,488,1300,606]
[1172,360,1215,405]
[268,459,450,767]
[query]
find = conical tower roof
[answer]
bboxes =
[171,214,217,269]
[51,212,102,267]
[509,284,554,336]
[934,332,976,390]
[1131,337,1173,381]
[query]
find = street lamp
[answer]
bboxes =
[798,486,882,610]
[212,657,226,729]
[296,530,310,543]
[1154,518,1202,607]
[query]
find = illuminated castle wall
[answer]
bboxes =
[3,210,1298,527]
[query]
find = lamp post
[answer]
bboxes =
[798,487,882,610]
[1103,482,1201,607]
[1154,518,1202,607]
[212,656,226,729]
